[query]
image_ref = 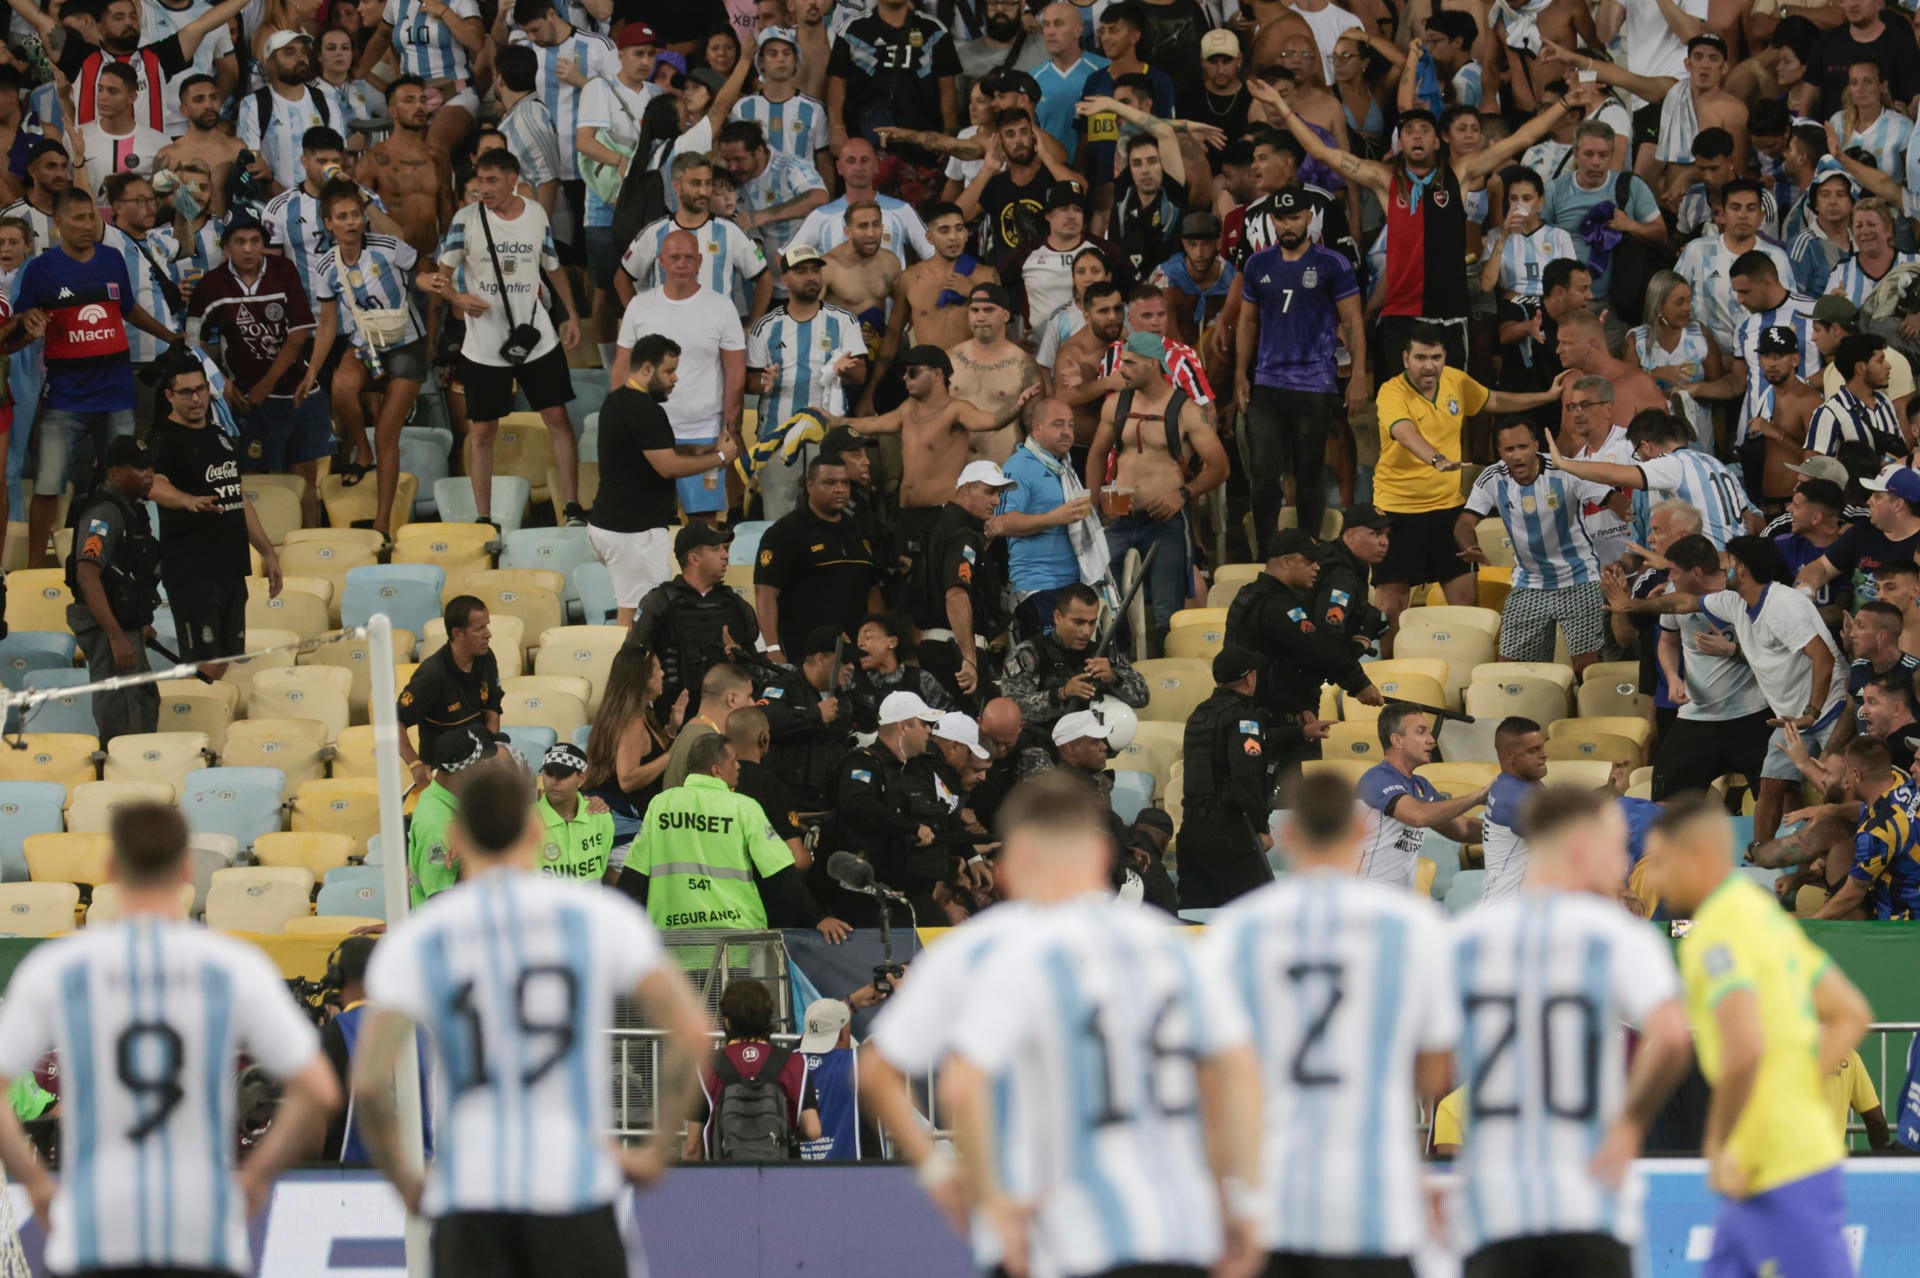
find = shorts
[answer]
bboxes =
[35,406,135,496]
[1263,1255,1416,1278]
[238,394,333,471]
[1499,580,1605,661]
[675,435,727,515]
[165,575,248,664]
[587,523,674,609]
[1464,1233,1632,1278]
[361,336,428,385]
[1701,1165,1851,1278]
[1373,506,1472,588]
[584,225,619,293]
[461,344,576,419]
[1762,716,1836,781]
[430,1204,629,1278]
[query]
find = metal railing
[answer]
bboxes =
[609,1028,801,1139]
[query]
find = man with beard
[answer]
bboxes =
[747,245,869,519]
[821,202,900,356]
[1053,280,1127,447]
[1004,179,1125,329]
[240,31,346,194]
[872,202,995,406]
[155,76,247,215]
[1745,326,1826,504]
[947,283,1044,465]
[16,0,246,137]
[619,152,772,326]
[359,75,453,262]
[956,0,1044,96]
[957,109,1084,267]
[789,140,936,263]
[0,138,73,255]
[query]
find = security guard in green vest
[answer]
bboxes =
[1177,646,1302,911]
[407,726,498,907]
[533,743,616,883]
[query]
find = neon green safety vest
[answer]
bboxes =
[407,780,460,907]
[630,775,794,931]
[535,794,616,881]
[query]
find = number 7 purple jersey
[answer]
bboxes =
[1241,243,1358,395]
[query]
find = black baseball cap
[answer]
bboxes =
[1398,107,1439,132]
[800,625,843,657]
[674,522,733,561]
[1342,503,1394,531]
[1756,325,1800,355]
[968,282,1013,311]
[1266,528,1322,561]
[220,214,266,245]
[1179,210,1221,239]
[1271,185,1312,215]
[1686,32,1728,56]
[1045,179,1088,211]
[899,344,954,377]
[987,69,1041,102]
[819,425,876,456]
[1213,646,1260,684]
[104,436,152,471]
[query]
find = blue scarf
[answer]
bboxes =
[1153,252,1235,337]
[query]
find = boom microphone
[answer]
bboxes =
[827,851,876,891]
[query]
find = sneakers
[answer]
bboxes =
[563,502,589,527]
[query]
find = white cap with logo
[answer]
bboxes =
[932,711,990,760]
[878,690,943,726]
[1051,709,1114,747]
[956,460,1016,490]
[798,998,852,1053]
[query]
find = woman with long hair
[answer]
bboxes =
[1627,271,1724,451]
[584,644,684,847]
[1832,59,1909,178]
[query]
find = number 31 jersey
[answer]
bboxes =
[0,918,321,1276]
[367,870,666,1217]
[1448,891,1679,1252]
[1200,872,1459,1259]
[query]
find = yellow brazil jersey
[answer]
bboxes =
[1679,874,1845,1195]
[1373,366,1490,515]
[1824,1049,1880,1138]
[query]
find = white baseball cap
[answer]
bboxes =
[932,712,990,760]
[957,460,1015,491]
[798,998,851,1053]
[878,690,943,726]
[1051,709,1113,747]
[262,28,314,56]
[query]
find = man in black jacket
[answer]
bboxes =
[1225,529,1382,719]
[752,626,854,809]
[822,690,946,923]
[631,523,760,716]
[1178,646,1295,909]
[1314,503,1393,654]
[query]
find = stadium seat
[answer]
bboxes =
[1541,759,1615,789]
[284,527,386,559]
[1132,658,1214,724]
[560,464,600,522]
[1576,669,1652,719]
[1163,759,1184,836]
[340,564,447,641]
[239,472,310,506]
[205,877,310,933]
[64,779,173,834]
[0,781,66,881]
[1415,762,1498,803]
[220,718,330,787]
[1162,627,1224,661]
[1545,733,1643,768]
[1389,627,1495,709]
[289,778,383,854]
[285,913,384,935]
[502,529,596,621]
[24,833,111,888]
[247,666,353,741]
[318,471,418,532]
[103,731,214,797]
[1322,719,1381,765]
[316,878,388,918]
[502,724,558,759]
[299,628,417,724]
[254,831,356,880]
[1550,716,1652,750]
[1628,765,1653,790]
[329,725,379,780]
[1345,668,1448,722]
[0,882,78,935]
[1399,604,1501,638]
[1111,720,1182,783]
[6,570,74,633]
[325,863,383,887]
[180,767,287,851]
[1473,660,1575,691]
[434,476,533,536]
[277,541,379,622]
[1427,576,1512,611]
[501,684,589,739]
[364,833,385,866]
[211,864,315,896]
[0,631,74,690]
[245,579,331,641]
[1464,674,1569,726]
[492,417,556,502]
[533,626,627,713]
[242,484,302,546]
[154,678,239,752]
[572,562,618,624]
[216,628,298,705]
[0,733,99,790]
[466,580,564,650]
[1206,576,1252,610]
[393,520,494,578]
[1474,519,1516,567]
[86,881,193,927]
[420,614,526,677]
[571,725,591,751]
[16,669,94,736]
[398,432,451,518]
[1108,770,1154,824]
[1415,857,1438,898]
[1168,607,1227,633]
[1300,759,1373,785]
[1443,870,1486,915]
[0,522,25,574]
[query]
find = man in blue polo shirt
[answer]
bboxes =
[1033,3,1108,163]
[996,395,1100,639]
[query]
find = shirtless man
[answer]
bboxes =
[1555,310,1669,425]
[154,76,247,216]
[1054,279,1128,444]
[823,200,901,356]
[1083,333,1231,642]
[358,75,452,261]
[871,201,996,408]
[948,282,1046,463]
[1542,35,1749,199]
[1750,335,1825,503]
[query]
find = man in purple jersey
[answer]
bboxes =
[1232,185,1366,544]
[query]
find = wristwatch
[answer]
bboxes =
[1177,484,1193,505]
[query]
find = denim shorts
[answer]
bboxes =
[35,406,135,496]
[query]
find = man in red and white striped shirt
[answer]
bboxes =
[16,0,248,136]
[1097,282,1216,408]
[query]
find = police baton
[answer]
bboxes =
[1093,540,1160,662]
[1383,696,1475,725]
[145,636,217,684]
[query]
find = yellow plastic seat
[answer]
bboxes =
[532,626,628,713]
[1474,518,1516,567]
[0,733,98,789]
[0,882,79,935]
[242,484,302,546]
[1110,720,1182,784]
[247,666,353,741]
[1132,658,1215,724]
[220,718,330,786]
[1415,857,1437,897]
[1168,607,1227,632]
[284,914,384,935]
[420,615,526,677]
[1389,627,1495,709]
[467,584,563,653]
[1213,564,1263,589]
[241,472,313,505]
[1322,719,1382,764]
[1576,672,1651,719]
[290,778,383,854]
[1546,733,1643,768]
[1206,577,1251,610]
[319,471,417,532]
[24,832,111,887]
[1274,506,1344,538]
[284,528,385,560]
[1550,715,1652,750]
[298,629,417,724]
[86,881,193,926]
[1472,660,1575,691]
[205,878,311,932]
[1343,669,1448,722]
[328,724,419,780]
[1543,759,1616,789]
[1464,675,1569,727]
[103,732,213,797]
[1415,761,1499,799]
[65,779,174,834]
[1399,605,1501,638]
[1300,758,1373,785]
[155,678,239,752]
[1163,626,1224,661]
[6,570,74,634]
[494,417,556,502]
[393,521,495,560]
[218,628,300,704]
[277,542,378,623]
[246,578,331,641]
[253,831,356,879]
[500,686,588,739]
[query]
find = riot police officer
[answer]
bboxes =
[630,523,760,716]
[909,461,1015,704]
[1315,504,1393,653]
[748,625,854,808]
[1177,647,1302,910]
[822,691,947,925]
[821,426,895,582]
[1001,582,1149,738]
[67,437,163,744]
[1225,529,1383,720]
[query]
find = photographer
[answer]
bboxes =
[311,935,431,1164]
[686,980,820,1162]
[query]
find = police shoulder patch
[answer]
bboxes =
[763,685,786,699]
[1238,719,1261,736]
[1017,646,1037,673]
[961,544,977,563]
[850,768,873,784]
[88,519,110,536]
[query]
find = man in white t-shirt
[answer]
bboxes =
[423,148,588,527]
[611,228,746,522]
[1650,533,1774,799]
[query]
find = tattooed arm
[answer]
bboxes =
[1247,79,1395,200]
[1747,814,1852,869]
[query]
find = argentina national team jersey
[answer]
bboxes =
[499,95,565,193]
[620,213,768,299]
[1825,249,1920,309]
[952,896,1248,1278]
[1491,223,1578,298]
[1478,771,1538,905]
[1355,762,1441,888]
[732,94,830,166]
[313,235,423,353]
[790,193,936,262]
[512,29,619,163]
[1450,892,1680,1253]
[1464,460,1608,590]
[0,919,320,1275]
[104,225,180,365]
[1635,448,1756,547]
[1676,233,1795,352]
[384,0,481,82]
[1731,293,1819,436]
[1833,108,1912,178]
[747,302,867,426]
[238,85,345,194]
[366,870,667,1217]
[263,186,335,303]
[1200,873,1459,1258]
[737,151,827,274]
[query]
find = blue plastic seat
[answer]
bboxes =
[1443,869,1487,916]
[433,476,533,536]
[503,528,596,621]
[1108,769,1154,825]
[568,371,610,434]
[0,781,66,881]
[571,724,591,751]
[364,833,384,866]
[727,520,771,570]
[325,863,384,887]
[180,766,287,852]
[0,632,74,692]
[15,669,93,736]
[340,564,448,639]
[317,877,387,918]
[399,433,451,519]
[503,725,557,760]
[572,561,618,624]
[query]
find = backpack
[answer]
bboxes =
[712,1044,795,1161]
[1111,383,1191,463]
[251,85,333,142]
[1605,171,1674,326]
[609,117,672,260]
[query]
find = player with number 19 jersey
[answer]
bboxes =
[0,919,321,1276]
[1202,871,1458,1265]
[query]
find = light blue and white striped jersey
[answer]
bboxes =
[1831,107,1912,178]
[508,28,619,168]
[868,901,1034,1268]
[383,0,482,83]
[746,301,867,426]
[1676,233,1795,352]
[578,75,654,227]
[1789,223,1848,296]
[1200,873,1458,1259]
[262,185,334,305]
[1452,62,1483,109]
[365,869,668,1217]
[1449,892,1679,1251]
[1636,447,1756,547]
[0,918,319,1275]
[1730,293,1820,437]
[1489,223,1577,299]
[1464,459,1609,590]
[789,193,937,262]
[619,213,768,299]
[0,197,50,258]
[237,84,344,194]
[498,95,564,192]
[153,218,227,303]
[954,896,1248,1278]
[1478,771,1537,905]
[736,150,827,278]
[1804,385,1903,457]
[1034,302,1086,370]
[1355,763,1444,889]
[312,233,423,353]
[104,225,181,365]
[1824,250,1920,309]
[732,93,830,166]
[1676,182,1780,242]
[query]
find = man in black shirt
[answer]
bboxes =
[827,0,961,194]
[149,357,282,678]
[910,459,1014,702]
[960,108,1081,265]
[754,454,883,662]
[632,523,761,716]
[397,594,504,790]
[1178,30,1250,152]
[1811,0,1920,115]
[67,436,163,744]
[753,625,855,808]
[589,333,736,626]
[1133,0,1207,104]
[821,425,895,580]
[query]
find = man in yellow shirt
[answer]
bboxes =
[1371,322,1568,651]
[1645,794,1873,1278]
[1826,1050,1892,1150]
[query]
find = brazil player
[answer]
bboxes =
[1200,771,1458,1278]
[1645,794,1873,1278]
[942,773,1267,1278]
[352,768,714,1278]
[1451,787,1694,1278]
[0,804,342,1277]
